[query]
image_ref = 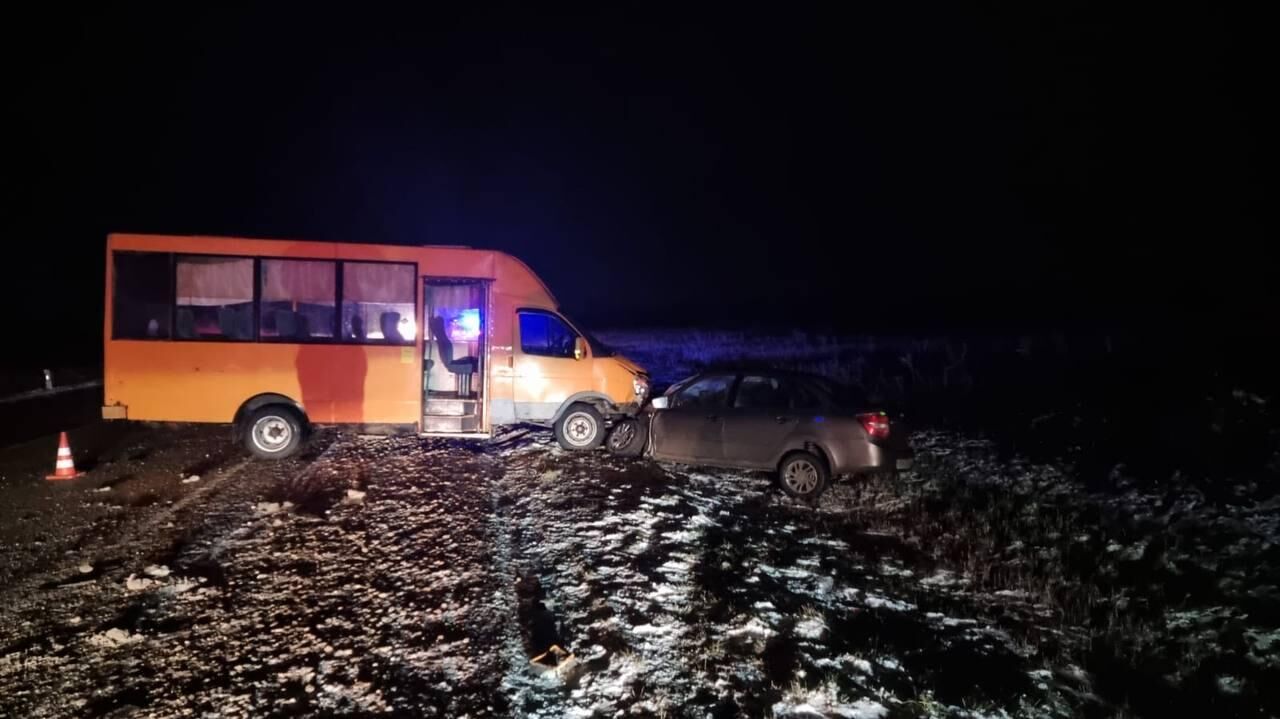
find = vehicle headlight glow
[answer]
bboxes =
[632,375,650,401]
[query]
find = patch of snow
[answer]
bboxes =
[631,622,677,638]
[921,569,967,588]
[1246,628,1280,653]
[125,574,156,591]
[86,628,143,648]
[726,617,777,642]
[1217,675,1245,695]
[863,593,915,612]
[878,562,914,578]
[813,654,874,675]
[772,680,888,718]
[795,615,827,640]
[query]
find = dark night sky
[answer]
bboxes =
[4,4,1271,363]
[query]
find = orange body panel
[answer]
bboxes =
[106,340,419,424]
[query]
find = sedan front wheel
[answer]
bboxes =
[606,417,647,457]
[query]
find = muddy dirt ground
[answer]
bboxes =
[2,419,1277,718]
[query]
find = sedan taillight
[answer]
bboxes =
[857,412,891,440]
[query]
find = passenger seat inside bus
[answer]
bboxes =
[429,315,478,395]
[177,308,195,339]
[218,306,252,340]
[274,309,296,338]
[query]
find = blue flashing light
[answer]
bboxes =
[449,309,481,342]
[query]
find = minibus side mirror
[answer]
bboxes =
[651,396,670,410]
[573,336,588,361]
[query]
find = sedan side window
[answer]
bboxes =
[674,374,735,409]
[734,375,786,409]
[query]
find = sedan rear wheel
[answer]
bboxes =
[778,451,829,501]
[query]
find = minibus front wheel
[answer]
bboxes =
[554,403,605,450]
[245,406,304,459]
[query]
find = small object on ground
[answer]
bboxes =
[46,431,84,481]
[181,474,201,484]
[344,489,367,504]
[125,574,156,591]
[530,644,581,681]
[143,564,171,578]
[86,627,142,648]
[77,562,93,574]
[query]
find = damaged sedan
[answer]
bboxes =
[606,369,912,499]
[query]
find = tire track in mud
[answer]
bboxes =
[0,432,344,718]
[490,430,753,717]
[490,431,1082,718]
[3,433,523,719]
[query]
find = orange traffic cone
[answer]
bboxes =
[46,432,84,481]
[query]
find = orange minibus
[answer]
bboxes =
[103,233,650,457]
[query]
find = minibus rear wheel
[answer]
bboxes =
[554,403,605,450]
[245,406,304,459]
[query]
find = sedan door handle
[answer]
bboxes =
[775,416,793,424]
[706,414,719,422]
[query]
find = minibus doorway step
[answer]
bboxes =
[423,414,483,433]
[419,431,491,440]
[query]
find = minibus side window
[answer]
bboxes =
[518,311,578,358]
[113,252,173,340]
[175,256,254,340]
[341,262,416,345]
[260,259,337,341]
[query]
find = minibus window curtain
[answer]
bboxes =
[259,259,338,341]
[174,256,255,340]
[252,259,262,341]
[342,262,416,345]
[335,261,344,341]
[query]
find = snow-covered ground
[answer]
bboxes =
[1,422,1277,717]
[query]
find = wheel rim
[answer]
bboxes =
[783,459,820,495]
[609,422,636,450]
[563,411,598,447]
[252,416,292,453]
